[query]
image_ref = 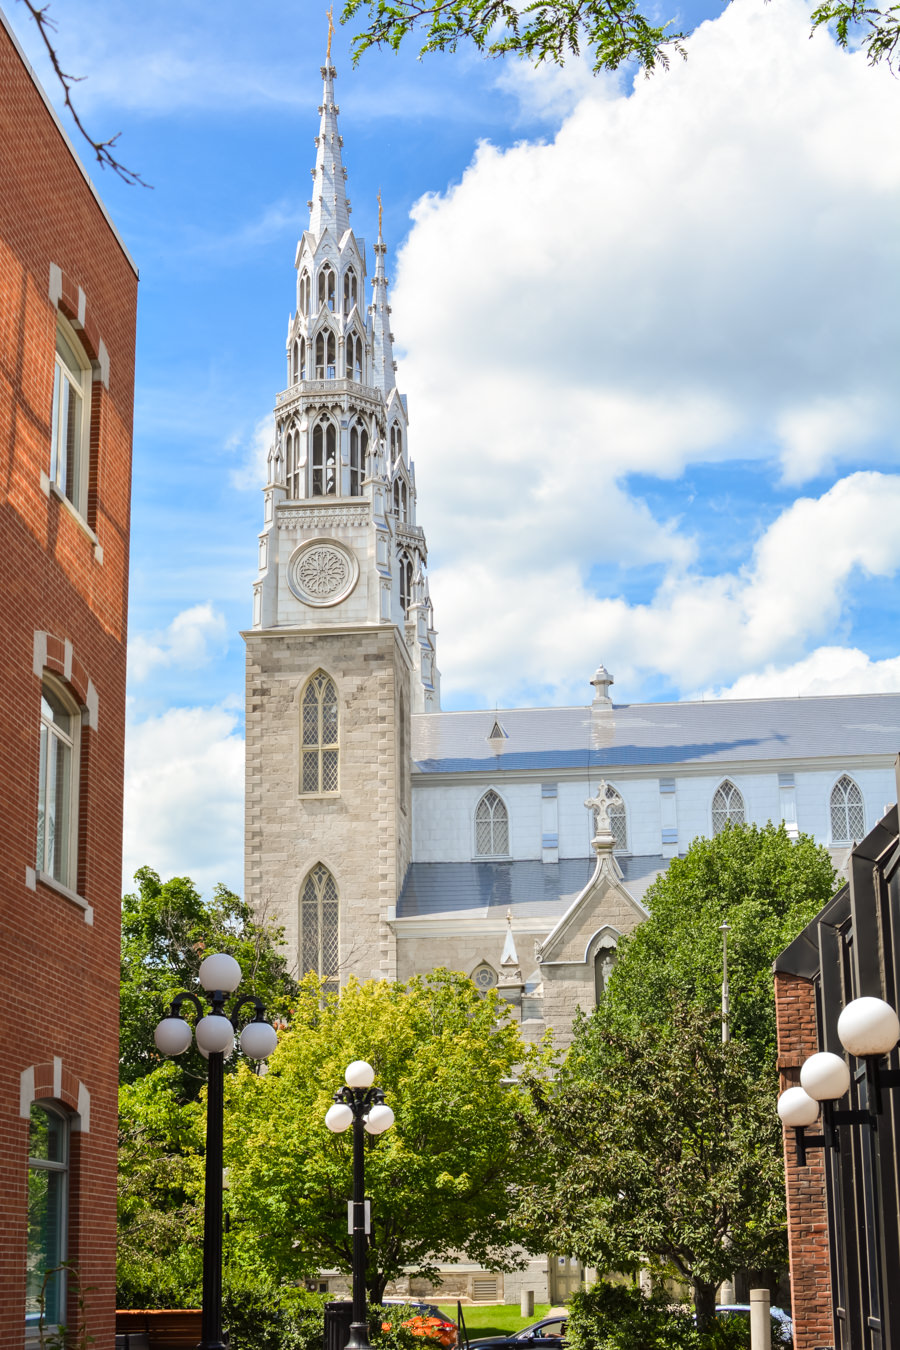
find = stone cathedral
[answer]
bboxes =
[244,44,900,1100]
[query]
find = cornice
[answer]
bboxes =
[278,502,370,528]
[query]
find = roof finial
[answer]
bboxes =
[377,188,383,240]
[326,4,335,61]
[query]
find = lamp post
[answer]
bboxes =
[153,953,279,1350]
[324,1060,395,1350]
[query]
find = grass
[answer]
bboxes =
[438,1304,553,1339]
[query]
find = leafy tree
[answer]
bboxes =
[342,0,899,77]
[223,969,548,1300]
[120,866,297,1098]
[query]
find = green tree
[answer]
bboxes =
[342,0,899,76]
[223,969,548,1299]
[120,866,297,1097]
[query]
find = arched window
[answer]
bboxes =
[349,424,367,497]
[314,330,336,380]
[51,316,91,515]
[285,427,302,499]
[712,779,745,834]
[399,552,414,615]
[301,863,339,994]
[390,422,402,465]
[318,264,336,311]
[393,478,408,522]
[311,420,337,496]
[299,270,311,314]
[594,945,616,1005]
[346,332,363,382]
[591,784,628,852]
[26,1101,69,1334]
[343,269,358,314]
[301,670,339,793]
[290,336,304,384]
[831,775,865,843]
[475,789,509,857]
[37,677,79,888]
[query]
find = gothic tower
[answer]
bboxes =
[243,44,439,985]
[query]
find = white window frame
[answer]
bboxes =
[36,675,80,891]
[50,316,91,518]
[711,779,745,835]
[474,789,510,858]
[830,775,865,844]
[25,1101,69,1341]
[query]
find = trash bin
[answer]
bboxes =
[324,1300,355,1350]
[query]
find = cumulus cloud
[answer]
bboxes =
[392,0,900,705]
[129,604,227,683]
[229,414,273,492]
[123,702,244,897]
[697,647,900,700]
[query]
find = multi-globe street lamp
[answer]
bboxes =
[153,952,279,1350]
[325,1060,395,1350]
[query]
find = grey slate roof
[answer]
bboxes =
[411,693,900,776]
[396,855,668,920]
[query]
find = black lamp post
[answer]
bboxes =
[324,1061,395,1350]
[153,952,279,1350]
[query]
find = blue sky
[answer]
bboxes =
[7,0,899,894]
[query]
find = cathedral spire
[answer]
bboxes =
[371,190,397,395]
[308,18,350,241]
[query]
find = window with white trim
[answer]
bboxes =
[343,269,358,314]
[285,426,302,499]
[301,863,339,993]
[475,790,509,857]
[311,419,337,496]
[831,775,865,843]
[299,270,311,314]
[318,264,336,311]
[37,678,79,888]
[711,779,745,834]
[301,670,338,794]
[314,330,336,380]
[50,318,91,515]
[26,1102,69,1336]
[591,784,628,852]
[349,423,367,497]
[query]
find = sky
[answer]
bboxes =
[7,0,900,897]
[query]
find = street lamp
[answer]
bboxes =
[153,953,279,1350]
[325,1060,395,1350]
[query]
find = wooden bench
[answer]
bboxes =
[115,1310,203,1349]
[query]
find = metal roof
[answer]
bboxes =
[411,693,900,776]
[396,855,668,920]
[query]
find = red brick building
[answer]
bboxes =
[0,9,137,1346]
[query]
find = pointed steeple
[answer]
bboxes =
[308,20,350,241]
[371,191,397,395]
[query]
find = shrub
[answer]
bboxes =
[566,1282,751,1350]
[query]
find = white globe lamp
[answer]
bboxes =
[154,1016,193,1056]
[240,1020,279,1060]
[777,1086,820,1128]
[800,1051,851,1101]
[325,1102,354,1132]
[198,952,242,994]
[195,1014,236,1056]
[837,997,900,1058]
[365,1104,395,1135]
[345,1060,375,1089]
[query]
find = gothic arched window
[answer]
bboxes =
[390,422,402,465]
[314,330,336,380]
[301,670,339,794]
[286,427,303,499]
[831,775,865,843]
[318,264,336,311]
[399,551,414,615]
[349,424,367,497]
[712,779,745,834]
[301,863,339,994]
[299,270,311,314]
[393,478,408,522]
[346,332,363,382]
[311,419,337,497]
[343,269,358,314]
[591,784,628,852]
[475,789,509,857]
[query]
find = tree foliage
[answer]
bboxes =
[223,969,549,1300]
[120,867,297,1099]
[342,0,900,76]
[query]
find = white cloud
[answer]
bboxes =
[229,414,274,492]
[129,604,227,683]
[699,647,900,700]
[123,702,244,897]
[392,0,900,704]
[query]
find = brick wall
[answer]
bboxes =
[774,970,834,1350]
[0,11,137,1348]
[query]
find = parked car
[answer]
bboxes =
[464,1315,568,1350]
[711,1304,793,1345]
[379,1300,459,1348]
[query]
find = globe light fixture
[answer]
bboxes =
[326,1061,394,1349]
[800,1052,851,1102]
[837,997,900,1059]
[152,954,279,1350]
[778,1086,820,1128]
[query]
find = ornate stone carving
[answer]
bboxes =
[287,539,359,607]
[278,504,369,528]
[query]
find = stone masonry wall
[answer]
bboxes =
[244,625,411,982]
[774,970,834,1350]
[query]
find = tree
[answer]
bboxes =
[120,866,298,1098]
[342,0,900,75]
[222,969,549,1300]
